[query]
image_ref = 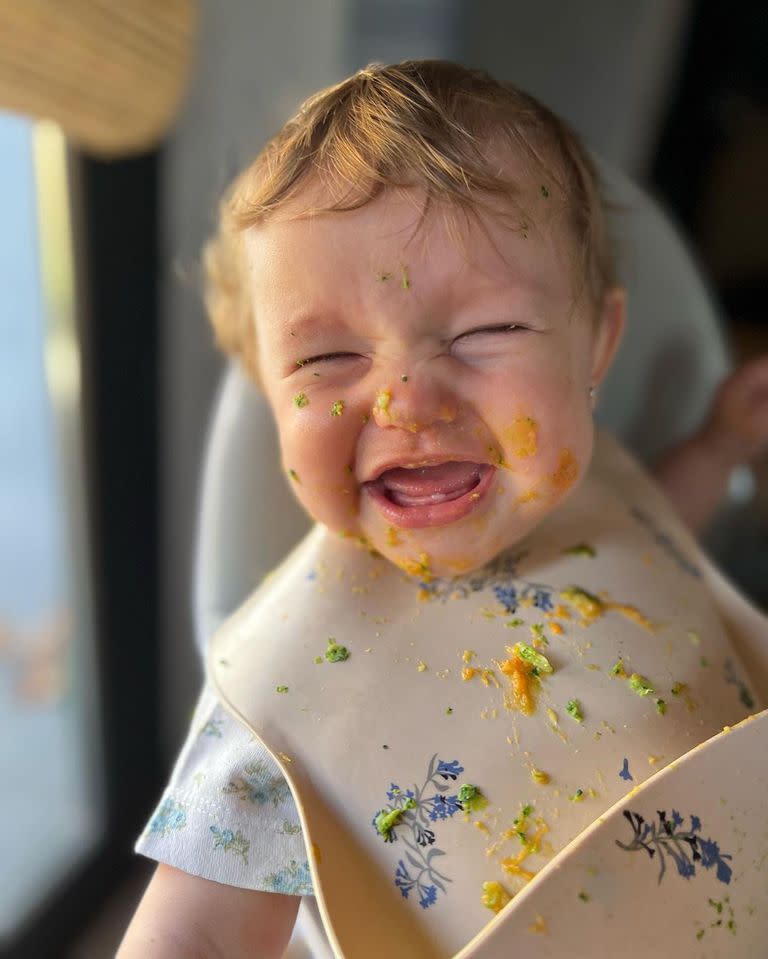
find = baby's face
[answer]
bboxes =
[245,180,623,577]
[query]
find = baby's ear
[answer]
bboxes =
[590,286,626,386]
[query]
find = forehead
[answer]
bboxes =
[243,182,573,322]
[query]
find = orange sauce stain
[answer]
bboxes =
[504,416,538,458]
[515,488,540,504]
[498,656,535,714]
[386,526,402,546]
[550,449,579,492]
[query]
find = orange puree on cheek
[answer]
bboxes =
[550,449,578,492]
[504,416,538,458]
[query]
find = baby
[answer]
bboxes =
[119,61,767,958]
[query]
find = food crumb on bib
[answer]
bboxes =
[481,880,511,913]
[528,914,547,934]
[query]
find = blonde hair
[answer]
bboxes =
[203,59,616,384]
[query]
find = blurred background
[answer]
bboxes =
[1,2,765,956]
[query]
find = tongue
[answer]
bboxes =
[379,461,481,505]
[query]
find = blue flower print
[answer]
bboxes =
[619,758,633,782]
[264,859,313,895]
[210,825,250,863]
[533,589,554,612]
[199,718,224,738]
[395,859,416,899]
[723,658,755,710]
[699,839,733,885]
[436,759,464,780]
[492,585,518,614]
[617,809,733,885]
[149,797,187,837]
[419,885,438,909]
[427,794,462,821]
[222,760,291,807]
[414,823,435,847]
[373,754,460,909]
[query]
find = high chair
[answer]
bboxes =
[193,161,768,958]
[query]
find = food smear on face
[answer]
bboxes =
[376,389,392,415]
[481,880,511,913]
[399,552,432,582]
[293,392,309,408]
[287,468,300,483]
[330,400,345,417]
[550,449,578,493]
[386,526,402,546]
[504,416,538,458]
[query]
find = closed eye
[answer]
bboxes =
[453,323,526,342]
[296,352,358,367]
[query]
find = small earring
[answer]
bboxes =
[589,385,598,408]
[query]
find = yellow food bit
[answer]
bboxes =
[560,586,604,622]
[462,649,476,664]
[293,392,309,408]
[609,603,655,631]
[474,820,490,834]
[417,660,428,672]
[505,415,538,458]
[515,488,540,504]
[481,880,511,913]
[531,767,550,785]
[287,468,299,482]
[400,552,432,582]
[386,526,402,546]
[549,622,564,635]
[479,668,499,687]
[376,389,392,413]
[688,630,701,646]
[330,400,345,416]
[401,265,410,289]
[462,667,477,681]
[546,707,558,726]
[528,915,547,934]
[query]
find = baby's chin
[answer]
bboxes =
[359,505,546,581]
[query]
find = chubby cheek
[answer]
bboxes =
[275,399,364,530]
[483,368,593,504]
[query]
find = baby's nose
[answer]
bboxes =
[371,376,458,432]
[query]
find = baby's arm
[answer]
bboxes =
[651,355,768,534]
[117,863,300,959]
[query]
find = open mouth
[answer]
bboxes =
[364,461,496,528]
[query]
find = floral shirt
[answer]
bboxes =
[134,681,313,896]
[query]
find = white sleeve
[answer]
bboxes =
[134,682,314,895]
